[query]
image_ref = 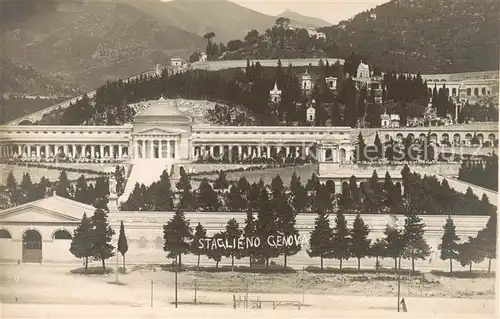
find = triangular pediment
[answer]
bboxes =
[135,127,186,135]
[0,205,81,223]
[0,195,94,224]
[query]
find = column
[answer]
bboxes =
[257,146,261,158]
[63,145,68,156]
[150,140,155,159]
[134,141,139,159]
[158,140,163,159]
[266,146,270,158]
[100,145,104,159]
[305,146,309,156]
[286,146,290,157]
[119,145,123,159]
[91,145,95,159]
[209,145,214,157]
[228,145,233,162]
[72,144,77,158]
[17,145,21,156]
[238,145,242,159]
[219,145,224,159]
[110,145,115,159]
[45,144,50,158]
[36,145,41,157]
[175,140,179,159]
[142,140,146,159]
[166,139,171,159]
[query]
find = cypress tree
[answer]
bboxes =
[330,211,350,272]
[117,221,128,269]
[90,207,116,272]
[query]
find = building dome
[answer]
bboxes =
[134,97,191,124]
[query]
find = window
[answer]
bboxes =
[53,230,72,240]
[0,229,12,239]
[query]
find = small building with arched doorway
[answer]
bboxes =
[0,195,94,263]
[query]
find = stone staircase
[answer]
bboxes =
[118,159,176,204]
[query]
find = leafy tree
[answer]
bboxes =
[206,232,224,268]
[117,221,128,269]
[114,166,126,196]
[255,187,279,267]
[350,214,371,271]
[190,223,207,270]
[227,185,245,211]
[155,170,174,211]
[56,170,71,198]
[290,172,308,213]
[458,236,485,272]
[370,238,387,273]
[90,207,116,272]
[383,220,405,270]
[69,212,93,274]
[307,210,333,270]
[403,211,426,272]
[197,178,220,211]
[213,171,229,190]
[330,211,350,271]
[223,218,243,271]
[163,210,193,270]
[439,216,460,273]
[176,167,196,211]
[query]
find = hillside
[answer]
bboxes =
[1,1,205,91]
[276,9,332,28]
[0,58,76,96]
[128,0,327,43]
[319,0,499,73]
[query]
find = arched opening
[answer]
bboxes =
[488,134,495,145]
[0,229,12,239]
[474,88,479,96]
[453,133,461,145]
[52,229,72,240]
[466,88,471,96]
[155,237,164,250]
[407,133,415,141]
[476,133,484,145]
[396,133,404,143]
[23,229,42,263]
[419,133,426,141]
[339,148,346,162]
[481,88,486,95]
[325,149,333,162]
[452,88,457,96]
[18,120,34,125]
[138,236,148,249]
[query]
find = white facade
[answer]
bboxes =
[269,82,282,103]
[356,61,370,79]
[301,70,313,91]
[199,52,207,62]
[325,76,337,90]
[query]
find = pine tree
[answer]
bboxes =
[90,207,116,272]
[350,213,371,271]
[403,211,426,272]
[163,210,193,270]
[117,221,128,269]
[190,223,207,270]
[353,132,367,163]
[69,212,93,274]
[439,216,459,273]
[458,236,485,272]
[74,175,91,204]
[197,178,220,211]
[223,218,242,271]
[476,212,497,273]
[290,172,308,213]
[330,211,350,271]
[307,210,333,270]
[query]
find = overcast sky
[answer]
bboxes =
[229,0,390,24]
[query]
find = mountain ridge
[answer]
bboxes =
[275,9,332,28]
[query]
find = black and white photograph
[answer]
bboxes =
[0,0,499,317]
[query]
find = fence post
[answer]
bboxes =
[233,294,236,309]
[194,280,197,304]
[150,280,153,308]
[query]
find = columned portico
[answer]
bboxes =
[133,137,179,159]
